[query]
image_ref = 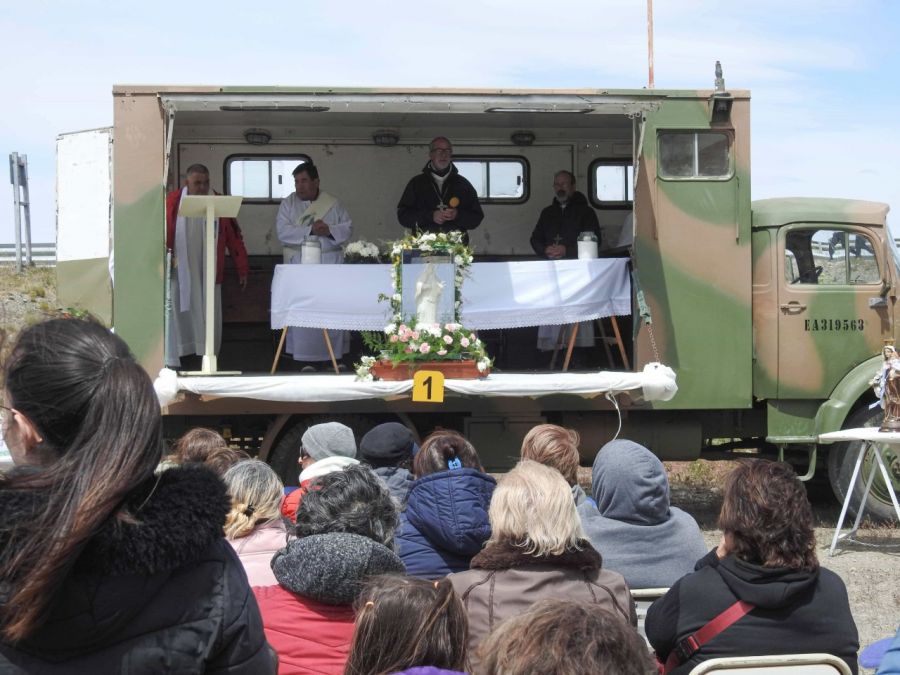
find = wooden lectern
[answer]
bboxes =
[176,195,243,375]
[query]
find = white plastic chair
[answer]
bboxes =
[688,653,851,674]
[631,587,669,644]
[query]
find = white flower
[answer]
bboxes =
[392,293,402,303]
[426,324,442,337]
[419,243,432,252]
[454,255,464,265]
[391,244,402,256]
[477,358,490,372]
[384,323,397,334]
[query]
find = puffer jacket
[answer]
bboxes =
[646,550,859,675]
[448,540,635,670]
[397,468,496,579]
[372,466,415,507]
[0,465,275,674]
[228,519,292,587]
[254,532,405,675]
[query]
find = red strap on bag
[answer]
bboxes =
[661,600,754,674]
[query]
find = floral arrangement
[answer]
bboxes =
[381,231,474,324]
[354,231,490,381]
[343,239,382,264]
[354,321,491,381]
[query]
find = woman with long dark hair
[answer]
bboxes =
[0,318,274,672]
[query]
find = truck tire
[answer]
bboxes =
[826,405,900,523]
[267,414,379,486]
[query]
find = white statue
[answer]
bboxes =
[415,261,445,326]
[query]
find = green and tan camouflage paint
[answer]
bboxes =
[57,258,112,325]
[750,198,891,438]
[634,94,753,410]
[112,90,167,371]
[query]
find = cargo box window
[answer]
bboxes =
[784,228,879,285]
[454,157,528,204]
[589,159,633,208]
[225,155,311,201]
[658,132,730,179]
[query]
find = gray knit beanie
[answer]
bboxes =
[301,422,356,461]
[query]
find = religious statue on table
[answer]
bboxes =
[878,344,900,432]
[415,262,445,326]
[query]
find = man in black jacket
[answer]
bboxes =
[530,170,601,259]
[397,137,484,240]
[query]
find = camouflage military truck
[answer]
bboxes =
[56,72,897,519]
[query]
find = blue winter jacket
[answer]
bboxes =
[397,468,496,579]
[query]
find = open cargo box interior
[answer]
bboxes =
[162,91,647,374]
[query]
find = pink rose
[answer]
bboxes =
[460,337,470,348]
[437,348,448,356]
[389,334,399,343]
[399,334,409,342]
[419,343,431,354]
[443,335,453,344]
[405,347,413,353]
[411,331,420,340]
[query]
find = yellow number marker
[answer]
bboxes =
[412,370,445,403]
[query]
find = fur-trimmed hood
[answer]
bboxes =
[0,464,229,578]
[0,466,275,673]
[470,539,603,571]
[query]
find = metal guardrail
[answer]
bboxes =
[0,243,56,266]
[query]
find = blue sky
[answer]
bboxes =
[2,0,897,243]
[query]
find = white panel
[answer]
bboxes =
[56,128,112,262]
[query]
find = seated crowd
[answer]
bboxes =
[0,318,861,674]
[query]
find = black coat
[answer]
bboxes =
[646,550,859,675]
[529,191,600,258]
[397,163,484,239]
[0,465,276,674]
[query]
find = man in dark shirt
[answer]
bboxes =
[397,137,484,240]
[530,170,600,259]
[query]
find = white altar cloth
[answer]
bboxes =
[154,363,677,407]
[270,258,631,331]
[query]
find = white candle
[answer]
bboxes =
[577,239,598,259]
[301,239,321,264]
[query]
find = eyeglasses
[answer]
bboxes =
[430,147,452,156]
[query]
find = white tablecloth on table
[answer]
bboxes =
[270,258,631,331]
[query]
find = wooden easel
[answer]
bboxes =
[271,327,341,374]
[549,315,629,372]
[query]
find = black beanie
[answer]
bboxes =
[359,423,415,468]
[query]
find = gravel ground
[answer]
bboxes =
[580,461,899,673]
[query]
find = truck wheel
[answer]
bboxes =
[267,414,379,486]
[826,405,900,523]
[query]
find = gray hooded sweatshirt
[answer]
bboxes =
[576,439,708,589]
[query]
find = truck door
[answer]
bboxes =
[777,225,890,398]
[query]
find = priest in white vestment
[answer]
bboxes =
[276,162,353,368]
